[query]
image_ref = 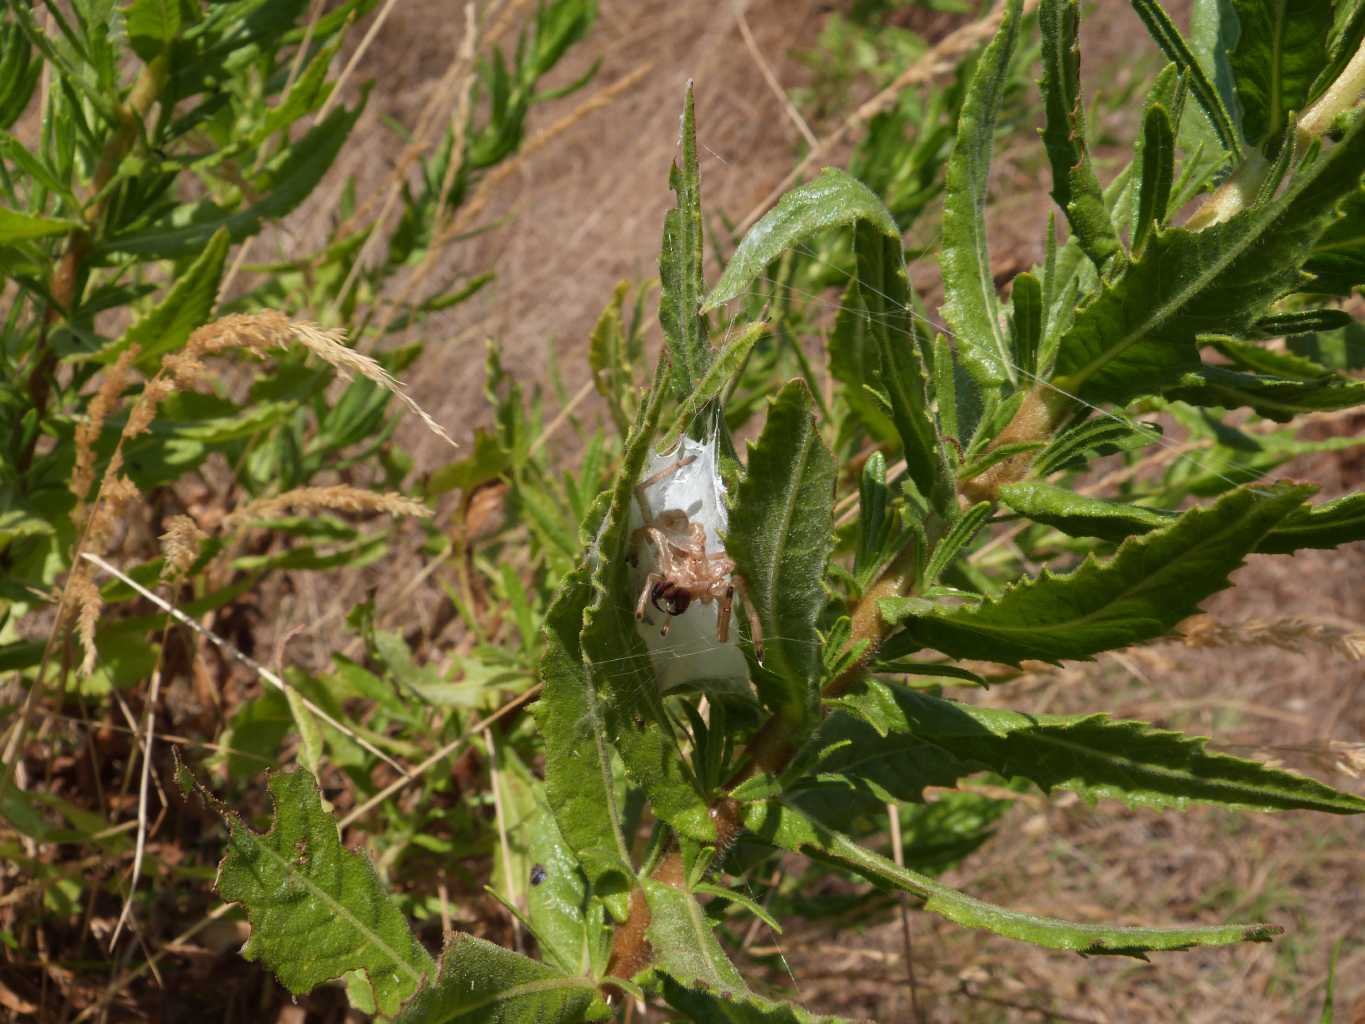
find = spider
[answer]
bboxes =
[629,456,763,658]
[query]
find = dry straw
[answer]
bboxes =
[1179,614,1365,662]
[223,484,431,531]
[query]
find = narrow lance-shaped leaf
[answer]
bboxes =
[939,0,1022,388]
[1130,0,1241,154]
[743,799,1281,955]
[1165,366,1365,423]
[392,934,604,1024]
[100,101,366,259]
[581,364,715,842]
[1229,0,1335,147]
[535,564,635,911]
[727,381,835,733]
[888,481,1312,665]
[852,220,953,512]
[92,227,230,368]
[835,679,1365,814]
[999,480,1173,542]
[1053,115,1365,406]
[659,319,768,450]
[1304,179,1365,295]
[1133,97,1177,256]
[703,167,898,311]
[0,206,78,243]
[1257,491,1365,554]
[1010,270,1042,380]
[659,83,710,403]
[204,769,434,1017]
[1039,0,1124,273]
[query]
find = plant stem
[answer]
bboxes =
[1189,37,1364,230]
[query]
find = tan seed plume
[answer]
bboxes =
[223,485,430,531]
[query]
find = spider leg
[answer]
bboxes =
[730,573,764,661]
[633,454,699,522]
[716,584,733,644]
[636,573,663,622]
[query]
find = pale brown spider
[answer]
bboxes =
[629,458,763,658]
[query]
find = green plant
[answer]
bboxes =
[7,0,1365,1019]
[0,0,598,1014]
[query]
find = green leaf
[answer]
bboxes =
[125,0,181,60]
[1033,415,1160,476]
[743,799,1281,955]
[581,366,714,841]
[535,566,634,910]
[1053,116,1365,406]
[1130,0,1242,154]
[392,934,602,1024]
[208,769,434,1015]
[100,101,365,259]
[1010,271,1042,380]
[1257,492,1365,553]
[659,83,710,402]
[1304,178,1365,295]
[727,380,835,731]
[888,482,1311,665]
[1207,336,1333,378]
[660,319,768,449]
[1229,0,1335,146]
[1165,366,1365,422]
[1133,97,1177,256]
[659,972,853,1024]
[837,679,1365,813]
[91,227,230,367]
[1039,0,1124,273]
[643,880,747,993]
[923,501,992,585]
[939,0,1022,388]
[0,206,78,243]
[999,480,1173,542]
[703,167,898,311]
[852,221,952,512]
[828,283,898,444]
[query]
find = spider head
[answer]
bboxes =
[650,579,692,616]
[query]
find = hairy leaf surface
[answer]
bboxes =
[643,880,747,994]
[1053,116,1365,405]
[703,168,898,311]
[999,480,1174,541]
[393,934,602,1024]
[660,84,710,401]
[939,0,1022,388]
[536,566,635,908]
[1258,492,1365,553]
[211,770,433,1016]
[834,680,1365,813]
[728,381,835,731]
[1229,0,1334,145]
[852,221,952,511]
[1039,0,1123,272]
[890,482,1312,664]
[1165,366,1365,422]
